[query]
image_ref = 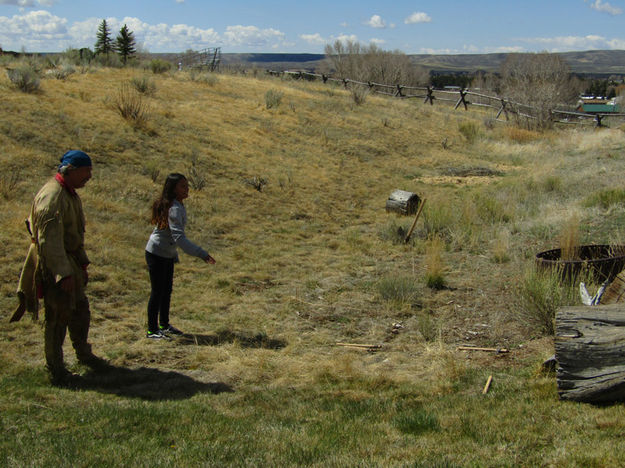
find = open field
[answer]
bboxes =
[2,62,625,466]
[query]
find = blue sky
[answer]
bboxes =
[1,0,624,54]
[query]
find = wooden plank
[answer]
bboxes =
[555,304,625,402]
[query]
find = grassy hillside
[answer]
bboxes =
[2,63,625,466]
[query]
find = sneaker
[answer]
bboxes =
[146,330,170,340]
[160,324,184,336]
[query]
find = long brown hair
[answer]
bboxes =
[151,173,186,229]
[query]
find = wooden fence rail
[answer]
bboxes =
[268,70,625,128]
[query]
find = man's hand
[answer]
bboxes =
[60,276,74,292]
[204,254,216,264]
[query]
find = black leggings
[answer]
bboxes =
[145,250,175,333]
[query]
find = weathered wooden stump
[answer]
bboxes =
[555,304,625,403]
[385,190,421,216]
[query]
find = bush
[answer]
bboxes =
[350,85,369,105]
[188,70,219,86]
[424,236,446,290]
[131,76,156,95]
[115,82,150,126]
[7,65,40,93]
[458,121,482,143]
[46,65,75,80]
[265,89,283,109]
[149,59,171,74]
[516,267,580,335]
[583,188,625,209]
[377,275,421,307]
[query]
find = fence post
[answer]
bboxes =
[454,89,468,110]
[424,87,435,105]
[595,114,604,127]
[496,99,509,121]
[342,78,349,89]
[394,84,404,98]
[322,74,328,83]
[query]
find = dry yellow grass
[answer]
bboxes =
[0,64,624,387]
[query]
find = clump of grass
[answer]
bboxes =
[503,127,541,143]
[421,203,455,239]
[7,65,40,93]
[187,152,207,191]
[424,236,446,290]
[188,70,219,86]
[142,161,160,183]
[583,188,625,209]
[0,171,20,199]
[516,267,579,335]
[473,191,512,224]
[542,175,562,193]
[416,311,439,342]
[350,85,369,105]
[265,89,283,109]
[393,408,440,435]
[559,214,580,261]
[378,220,408,244]
[377,275,421,307]
[148,59,171,74]
[131,76,156,95]
[115,82,151,126]
[47,64,75,80]
[458,121,482,143]
[492,228,511,263]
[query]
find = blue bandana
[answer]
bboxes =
[59,150,92,170]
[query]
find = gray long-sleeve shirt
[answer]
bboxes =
[145,200,208,261]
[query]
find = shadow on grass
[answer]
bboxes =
[69,364,233,400]
[176,330,287,350]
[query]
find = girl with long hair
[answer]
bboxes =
[145,173,215,339]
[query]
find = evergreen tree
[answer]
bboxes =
[115,24,136,65]
[94,19,113,56]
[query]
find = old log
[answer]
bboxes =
[385,190,421,216]
[555,304,625,403]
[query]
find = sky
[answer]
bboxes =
[0,0,624,55]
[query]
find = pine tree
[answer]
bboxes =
[94,19,113,56]
[115,24,136,65]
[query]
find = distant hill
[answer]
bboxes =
[213,50,625,77]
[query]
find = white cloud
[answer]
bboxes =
[365,15,386,29]
[0,0,55,6]
[369,38,386,45]
[522,34,616,51]
[333,34,358,44]
[175,0,184,3]
[588,0,623,15]
[223,25,285,48]
[0,10,68,51]
[606,37,625,48]
[404,12,431,24]
[300,33,326,45]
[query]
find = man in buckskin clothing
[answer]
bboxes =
[18,150,108,385]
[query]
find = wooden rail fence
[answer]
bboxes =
[267,70,625,128]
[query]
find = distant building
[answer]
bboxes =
[577,97,620,114]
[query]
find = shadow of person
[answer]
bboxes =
[176,330,287,350]
[67,364,233,400]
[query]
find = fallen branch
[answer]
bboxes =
[336,342,382,351]
[457,346,509,354]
